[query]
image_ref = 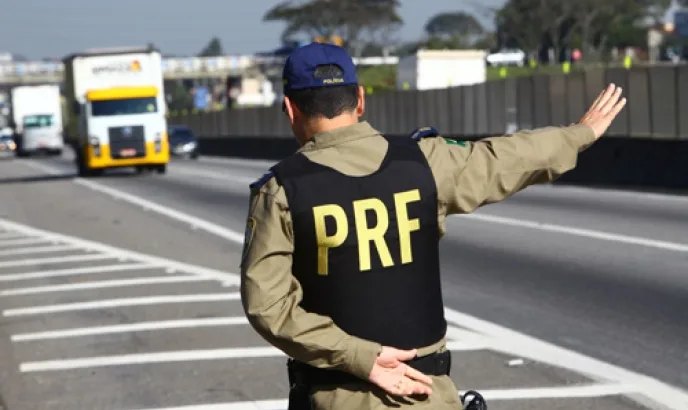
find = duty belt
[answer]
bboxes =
[288,350,452,389]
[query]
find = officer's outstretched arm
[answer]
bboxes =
[420,83,625,215]
[239,178,381,381]
[419,124,595,214]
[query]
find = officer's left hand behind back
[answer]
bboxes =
[368,346,434,396]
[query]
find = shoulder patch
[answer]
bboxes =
[409,126,440,141]
[249,170,274,191]
[442,137,467,147]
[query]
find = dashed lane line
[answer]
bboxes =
[18,340,492,373]
[0,244,81,257]
[2,293,241,317]
[0,238,52,247]
[18,347,282,372]
[0,217,239,286]
[0,232,28,241]
[459,213,688,253]
[11,317,250,342]
[0,253,116,269]
[0,263,156,282]
[0,275,211,296]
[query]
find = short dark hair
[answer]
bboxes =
[284,64,359,119]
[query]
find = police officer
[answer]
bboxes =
[240,42,626,410]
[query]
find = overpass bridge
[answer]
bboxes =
[0,55,399,86]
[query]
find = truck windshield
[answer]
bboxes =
[23,114,55,128]
[91,97,158,117]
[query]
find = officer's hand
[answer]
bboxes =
[578,83,627,139]
[368,347,433,396]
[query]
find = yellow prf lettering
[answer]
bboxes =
[353,198,393,271]
[312,189,422,274]
[394,189,421,264]
[313,205,348,275]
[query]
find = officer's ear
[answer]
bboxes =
[356,85,365,117]
[283,95,299,124]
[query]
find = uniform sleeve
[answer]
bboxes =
[419,124,597,215]
[239,178,382,381]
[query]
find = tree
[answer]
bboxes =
[496,0,544,57]
[198,37,223,57]
[496,0,670,62]
[424,12,484,39]
[263,0,402,57]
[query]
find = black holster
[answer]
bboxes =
[287,359,313,410]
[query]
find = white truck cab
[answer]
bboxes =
[10,85,64,157]
[63,46,169,176]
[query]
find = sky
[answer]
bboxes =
[0,0,508,60]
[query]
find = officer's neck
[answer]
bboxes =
[298,113,359,146]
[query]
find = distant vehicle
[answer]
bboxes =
[486,49,526,66]
[168,125,199,159]
[9,85,64,157]
[0,135,16,157]
[63,45,169,176]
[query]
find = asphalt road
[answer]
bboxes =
[0,149,686,410]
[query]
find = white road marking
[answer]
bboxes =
[0,217,239,286]
[470,383,639,400]
[535,184,688,204]
[445,340,491,351]
[0,275,210,296]
[11,317,249,342]
[0,263,155,282]
[0,232,27,240]
[443,309,688,410]
[3,293,240,316]
[20,347,283,372]
[130,401,288,410]
[0,244,80,257]
[127,383,639,410]
[16,160,688,409]
[198,156,277,169]
[0,253,115,268]
[459,213,688,253]
[169,167,255,184]
[23,161,245,244]
[0,237,50,247]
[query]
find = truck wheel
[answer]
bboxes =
[155,164,167,174]
[76,153,95,177]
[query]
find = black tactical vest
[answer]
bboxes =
[271,134,447,349]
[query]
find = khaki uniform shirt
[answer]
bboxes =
[239,121,596,382]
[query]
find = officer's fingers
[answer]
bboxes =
[588,87,607,111]
[607,97,627,119]
[375,355,401,368]
[390,379,432,396]
[403,365,433,386]
[392,348,418,361]
[405,379,433,396]
[599,87,623,115]
[594,83,616,111]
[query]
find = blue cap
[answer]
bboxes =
[282,42,358,93]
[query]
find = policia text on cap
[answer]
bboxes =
[239,42,626,410]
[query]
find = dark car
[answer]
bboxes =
[168,125,199,159]
[0,135,16,157]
